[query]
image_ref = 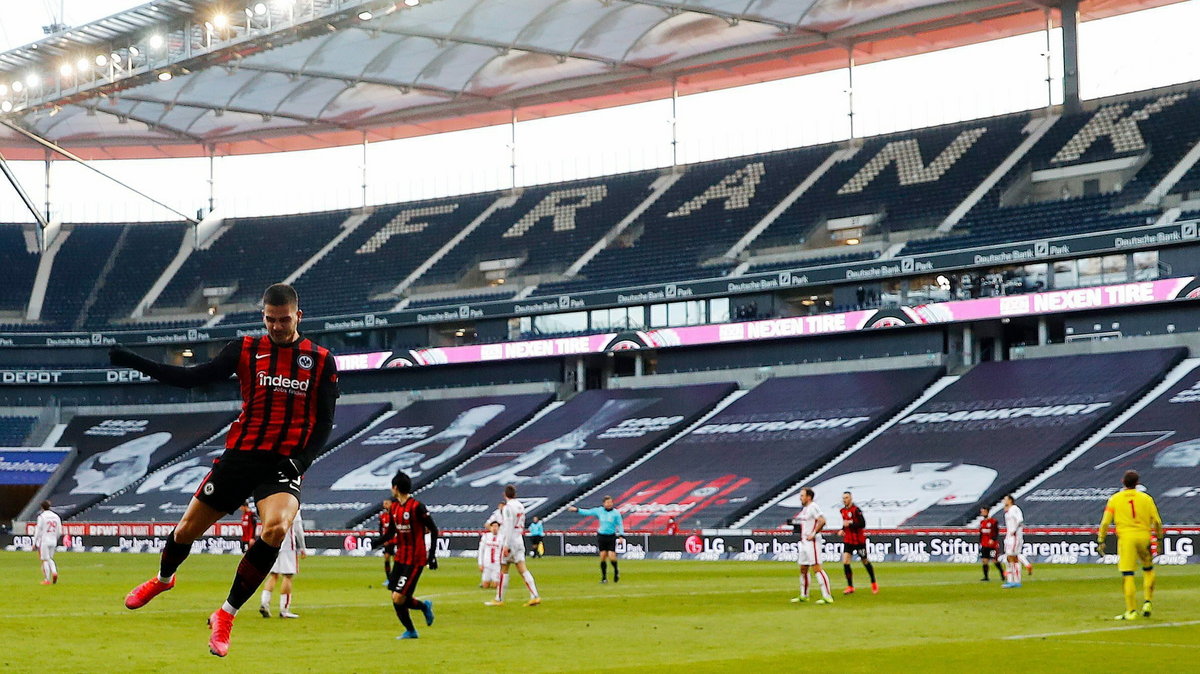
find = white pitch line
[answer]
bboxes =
[1065,639,1200,649]
[1003,620,1200,640]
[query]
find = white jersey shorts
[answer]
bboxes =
[481,564,500,585]
[797,536,823,566]
[271,549,299,575]
[1004,533,1023,557]
[500,539,526,565]
[39,540,57,561]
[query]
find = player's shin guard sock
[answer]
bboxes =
[260,590,271,608]
[981,563,989,579]
[611,561,619,581]
[522,570,539,598]
[864,562,876,583]
[393,602,416,633]
[994,561,1005,578]
[1143,567,1156,602]
[1122,572,1137,612]
[600,560,607,580]
[224,537,280,614]
[800,572,809,598]
[280,594,290,613]
[496,572,509,602]
[817,570,832,600]
[41,561,50,582]
[158,531,192,582]
[843,564,853,587]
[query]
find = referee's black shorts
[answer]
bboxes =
[193,451,302,514]
[597,534,617,552]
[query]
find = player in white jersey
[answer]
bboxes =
[260,509,306,617]
[788,488,833,605]
[485,484,541,607]
[477,519,502,589]
[1001,495,1024,589]
[34,500,62,585]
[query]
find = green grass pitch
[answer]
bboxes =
[3,551,1197,672]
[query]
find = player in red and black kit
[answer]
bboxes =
[379,498,396,585]
[840,491,878,595]
[109,283,338,657]
[978,506,1005,581]
[238,503,257,553]
[373,471,438,640]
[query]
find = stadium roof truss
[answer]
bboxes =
[0,0,1184,159]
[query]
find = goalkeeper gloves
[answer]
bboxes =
[1096,536,1105,552]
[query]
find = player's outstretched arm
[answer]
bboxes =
[420,504,439,570]
[109,341,239,389]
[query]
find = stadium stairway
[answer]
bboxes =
[1003,356,1200,518]
[385,193,518,308]
[724,147,850,260]
[937,114,1060,232]
[132,227,196,318]
[541,388,750,526]
[24,226,71,321]
[558,171,683,280]
[352,399,567,530]
[1143,136,1200,206]
[282,210,373,286]
[75,225,130,330]
[733,373,960,529]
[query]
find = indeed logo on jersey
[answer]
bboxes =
[257,371,310,393]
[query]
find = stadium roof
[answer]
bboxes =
[0,0,1183,160]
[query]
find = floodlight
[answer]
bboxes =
[96,54,108,66]
[212,14,229,28]
[60,63,74,77]
[1,101,11,113]
[26,73,40,87]
[129,46,141,57]
[358,10,373,20]
[149,34,164,49]
[12,80,23,92]
[158,71,173,81]
[77,57,89,71]
[254,2,268,15]
[404,0,419,6]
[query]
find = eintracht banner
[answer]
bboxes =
[302,394,553,529]
[1022,364,1200,526]
[745,349,1185,529]
[45,412,237,518]
[565,368,942,531]
[84,403,388,522]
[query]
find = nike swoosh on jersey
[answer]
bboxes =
[256,353,271,359]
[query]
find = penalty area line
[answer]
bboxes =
[1003,620,1200,640]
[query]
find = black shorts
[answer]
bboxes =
[598,534,617,552]
[388,563,424,596]
[194,451,301,515]
[980,546,999,560]
[383,543,397,557]
[844,543,868,558]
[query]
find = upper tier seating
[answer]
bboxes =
[156,210,349,311]
[295,194,497,318]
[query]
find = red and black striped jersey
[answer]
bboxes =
[226,335,337,456]
[980,517,1000,548]
[840,505,868,546]
[380,508,394,542]
[387,497,437,566]
[240,509,257,542]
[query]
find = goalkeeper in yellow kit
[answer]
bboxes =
[1097,470,1163,621]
